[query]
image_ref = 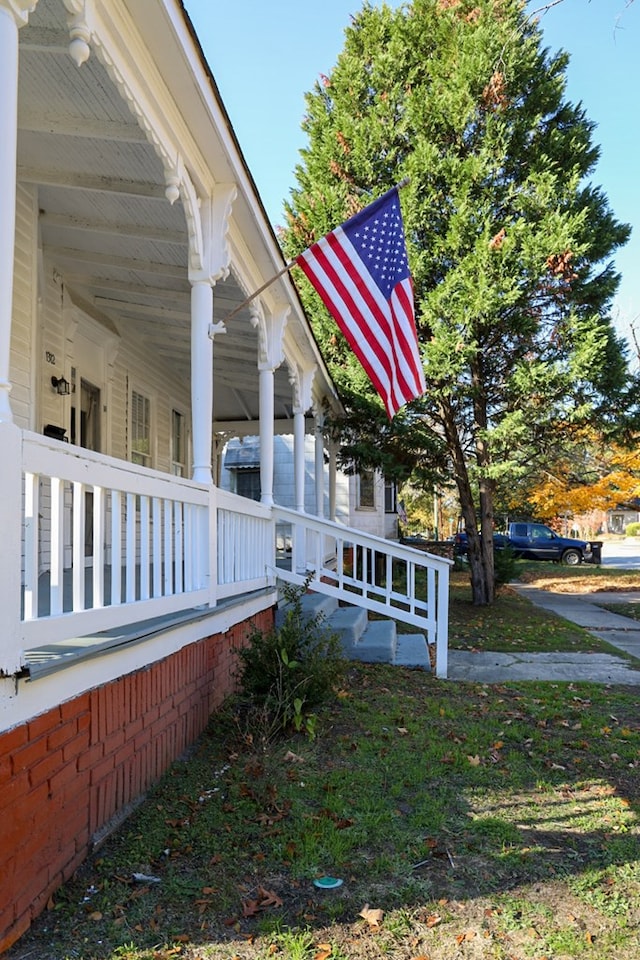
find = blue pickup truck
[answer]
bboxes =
[455,522,598,565]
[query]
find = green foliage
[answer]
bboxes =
[236,583,345,739]
[280,0,638,605]
[493,544,516,587]
[625,521,640,537]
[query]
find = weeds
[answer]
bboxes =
[234,581,345,742]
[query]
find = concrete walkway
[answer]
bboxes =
[447,584,640,684]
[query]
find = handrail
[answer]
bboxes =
[272,505,451,678]
[16,431,276,651]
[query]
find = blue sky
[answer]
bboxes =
[184,0,639,348]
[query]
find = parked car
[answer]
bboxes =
[455,522,598,565]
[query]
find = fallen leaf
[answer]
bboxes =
[315,944,333,960]
[88,911,102,921]
[360,904,384,927]
[258,885,284,908]
[467,755,481,766]
[425,914,442,927]
[455,930,476,944]
[397,727,409,735]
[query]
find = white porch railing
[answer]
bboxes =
[272,505,452,678]
[3,428,275,670]
[0,423,450,678]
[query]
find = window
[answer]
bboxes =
[131,390,151,467]
[171,409,186,476]
[384,479,397,514]
[235,468,261,502]
[358,469,375,509]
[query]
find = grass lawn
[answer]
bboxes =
[448,562,640,655]
[7,565,640,960]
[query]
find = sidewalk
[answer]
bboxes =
[447,584,640,684]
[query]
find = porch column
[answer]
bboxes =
[259,364,275,506]
[190,280,214,484]
[328,439,337,521]
[0,2,32,424]
[251,301,289,508]
[314,408,325,518]
[293,406,306,513]
[187,186,236,485]
[290,364,314,514]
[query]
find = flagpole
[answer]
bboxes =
[223,260,297,325]
[221,178,411,325]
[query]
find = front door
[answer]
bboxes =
[71,377,101,451]
[73,379,101,558]
[70,329,105,562]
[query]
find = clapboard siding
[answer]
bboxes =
[11,184,37,430]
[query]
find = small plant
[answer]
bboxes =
[494,544,516,586]
[625,521,640,537]
[235,581,345,739]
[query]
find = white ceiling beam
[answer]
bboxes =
[47,245,186,278]
[19,113,148,143]
[214,419,303,436]
[19,27,69,54]
[41,213,186,245]
[94,297,189,322]
[63,275,191,299]
[18,167,166,199]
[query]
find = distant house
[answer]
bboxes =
[0,1,449,951]
[221,435,399,540]
[606,501,640,534]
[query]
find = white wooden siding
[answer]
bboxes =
[11,184,38,431]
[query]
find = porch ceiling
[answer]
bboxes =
[17,0,299,429]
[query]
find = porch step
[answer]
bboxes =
[327,605,369,654]
[275,591,338,628]
[276,590,431,671]
[394,632,432,669]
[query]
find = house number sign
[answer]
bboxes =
[45,351,56,364]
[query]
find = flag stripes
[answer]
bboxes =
[296,186,425,418]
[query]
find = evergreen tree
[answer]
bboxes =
[281,0,636,605]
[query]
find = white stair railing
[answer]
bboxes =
[272,505,452,678]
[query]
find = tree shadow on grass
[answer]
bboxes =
[5,673,640,959]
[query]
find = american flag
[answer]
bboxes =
[296,186,426,419]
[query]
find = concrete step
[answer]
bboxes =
[393,633,431,670]
[328,605,370,655]
[351,617,396,663]
[276,590,431,671]
[276,590,338,628]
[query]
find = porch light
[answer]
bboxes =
[51,375,70,396]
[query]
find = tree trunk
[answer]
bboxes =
[439,399,494,605]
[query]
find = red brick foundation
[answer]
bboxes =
[0,609,272,954]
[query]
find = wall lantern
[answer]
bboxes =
[51,375,70,396]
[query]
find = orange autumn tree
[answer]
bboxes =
[526,446,640,522]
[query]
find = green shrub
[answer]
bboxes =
[625,522,640,537]
[494,545,517,586]
[235,582,345,738]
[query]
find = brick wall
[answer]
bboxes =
[0,609,272,954]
